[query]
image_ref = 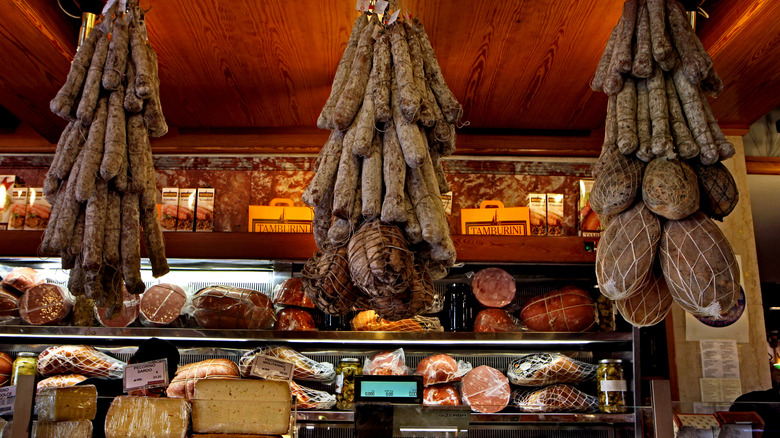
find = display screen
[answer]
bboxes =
[355,376,423,404]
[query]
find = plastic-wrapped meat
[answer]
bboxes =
[274,307,317,331]
[471,268,515,308]
[96,285,139,328]
[19,284,72,325]
[2,267,46,293]
[473,308,521,333]
[274,277,315,309]
[139,283,186,327]
[460,365,510,414]
[291,381,336,410]
[415,353,471,386]
[364,348,408,376]
[0,287,19,323]
[423,384,461,406]
[239,345,336,383]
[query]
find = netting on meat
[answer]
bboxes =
[302,245,369,316]
[350,310,443,332]
[348,221,415,299]
[170,359,239,399]
[37,345,125,378]
[596,201,660,301]
[291,381,336,410]
[615,263,674,327]
[696,162,739,221]
[36,374,88,393]
[507,353,597,386]
[589,144,644,216]
[512,384,598,413]
[238,345,336,383]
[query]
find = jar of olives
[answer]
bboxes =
[597,359,627,413]
[335,358,362,410]
[11,352,38,386]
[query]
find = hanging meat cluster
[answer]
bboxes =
[302,13,461,321]
[590,0,741,327]
[41,1,169,317]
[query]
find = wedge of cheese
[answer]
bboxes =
[192,379,291,435]
[31,420,93,438]
[105,396,190,438]
[35,385,97,421]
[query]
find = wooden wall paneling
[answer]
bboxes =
[745,156,780,175]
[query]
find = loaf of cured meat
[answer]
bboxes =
[291,381,336,410]
[274,277,315,309]
[520,286,596,332]
[512,384,598,412]
[507,353,597,386]
[139,284,186,327]
[166,358,239,400]
[423,384,462,406]
[238,345,335,383]
[460,365,511,414]
[96,285,139,328]
[36,374,88,393]
[19,284,72,325]
[350,310,442,332]
[274,307,317,331]
[0,352,11,386]
[415,353,471,386]
[473,308,521,332]
[0,287,19,323]
[365,349,409,376]
[192,285,275,329]
[2,267,45,293]
[37,345,125,378]
[471,268,516,308]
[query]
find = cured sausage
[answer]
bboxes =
[461,365,510,414]
[520,286,596,332]
[423,384,461,406]
[19,284,72,325]
[139,284,186,327]
[471,268,516,308]
[473,308,521,333]
[274,308,317,331]
[192,286,275,330]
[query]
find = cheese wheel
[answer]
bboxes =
[19,284,71,325]
[0,352,11,386]
[461,365,510,414]
[274,307,317,331]
[105,397,189,438]
[416,354,459,386]
[471,268,516,308]
[473,308,520,333]
[423,384,462,406]
[139,284,186,327]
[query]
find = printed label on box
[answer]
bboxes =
[461,200,529,236]
[546,194,564,236]
[160,188,179,232]
[24,188,51,231]
[579,179,603,237]
[0,176,16,230]
[8,187,27,230]
[195,188,215,232]
[177,189,197,232]
[528,194,546,236]
[249,198,313,233]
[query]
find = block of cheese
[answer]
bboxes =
[31,420,93,438]
[35,385,97,421]
[105,396,190,438]
[192,379,291,435]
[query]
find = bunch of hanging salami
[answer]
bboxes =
[41,0,169,318]
[302,13,460,321]
[590,0,741,327]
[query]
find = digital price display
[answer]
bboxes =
[355,375,423,404]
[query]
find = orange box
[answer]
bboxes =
[460,200,529,236]
[248,198,313,233]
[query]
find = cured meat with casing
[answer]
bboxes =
[520,286,596,332]
[642,157,699,220]
[471,268,515,308]
[461,365,510,414]
[424,384,461,406]
[139,283,186,327]
[166,358,239,400]
[37,345,124,378]
[473,308,521,333]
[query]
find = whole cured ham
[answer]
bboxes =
[507,353,596,386]
[471,268,516,308]
[460,365,510,414]
[291,381,336,410]
[473,308,521,333]
[513,384,597,412]
[37,345,124,378]
[166,358,239,400]
[36,374,88,393]
[415,353,471,386]
[239,345,336,383]
[520,286,596,332]
[423,384,461,406]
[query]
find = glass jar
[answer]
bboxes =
[11,352,38,386]
[442,283,473,332]
[335,358,362,410]
[597,359,627,413]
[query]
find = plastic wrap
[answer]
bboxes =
[274,307,317,331]
[239,345,335,383]
[19,284,72,325]
[191,379,291,435]
[350,310,443,332]
[0,287,19,324]
[273,277,315,308]
[423,384,462,406]
[35,385,97,421]
[37,345,125,378]
[192,285,275,329]
[166,358,239,400]
[31,420,93,438]
[512,384,598,413]
[473,308,522,332]
[36,374,88,393]
[471,267,516,308]
[1,267,45,293]
[291,381,336,410]
[507,353,597,386]
[415,353,472,386]
[460,365,511,414]
[520,285,596,332]
[105,396,190,438]
[139,283,187,327]
[364,348,409,376]
[95,285,139,327]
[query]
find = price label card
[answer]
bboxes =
[374,0,389,14]
[0,386,15,415]
[356,0,372,12]
[250,355,294,381]
[123,359,169,393]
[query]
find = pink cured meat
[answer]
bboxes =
[461,365,510,414]
[96,285,140,327]
[472,268,516,308]
[37,345,125,378]
[19,284,72,325]
[36,374,88,393]
[2,267,46,294]
[139,283,186,326]
[423,384,462,406]
[416,354,460,386]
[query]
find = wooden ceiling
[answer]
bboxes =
[0,0,779,155]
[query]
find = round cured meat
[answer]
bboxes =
[96,285,140,328]
[19,284,71,325]
[0,287,19,322]
[0,352,11,386]
[365,349,407,376]
[424,384,461,406]
[36,374,88,393]
[416,354,459,386]
[274,278,315,309]
[473,308,520,333]
[274,308,317,331]
[461,365,510,414]
[192,285,274,329]
[472,268,516,308]
[166,358,239,400]
[520,286,596,332]
[139,284,187,327]
[2,267,45,294]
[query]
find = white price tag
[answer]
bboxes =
[600,379,627,392]
[123,359,169,393]
[386,9,401,25]
[250,355,294,381]
[0,386,16,415]
[374,1,389,14]
[355,0,372,12]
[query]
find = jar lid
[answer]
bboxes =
[340,358,360,363]
[17,352,37,358]
[599,358,622,364]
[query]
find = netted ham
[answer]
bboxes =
[590,145,644,217]
[36,374,88,393]
[166,358,239,400]
[659,211,740,318]
[38,345,124,378]
[239,345,336,383]
[642,157,699,220]
[507,353,597,387]
[415,353,472,386]
[461,365,510,414]
[615,264,673,327]
[513,384,598,412]
[692,161,739,221]
[596,201,661,300]
[291,381,336,410]
[350,310,442,332]
[520,286,596,332]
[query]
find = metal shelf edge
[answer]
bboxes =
[295,410,636,424]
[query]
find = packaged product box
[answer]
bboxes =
[195,188,215,232]
[579,179,604,237]
[8,187,28,230]
[176,188,196,232]
[248,198,313,233]
[460,200,529,236]
[0,176,16,230]
[159,188,179,232]
[24,188,51,231]
[546,194,564,236]
[527,193,547,236]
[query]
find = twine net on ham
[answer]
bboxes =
[37,345,125,378]
[348,221,415,299]
[512,384,598,413]
[302,245,369,316]
[291,381,336,410]
[526,290,596,332]
[696,162,739,221]
[36,374,88,393]
[589,144,644,216]
[507,353,597,387]
[350,309,443,332]
[238,345,336,383]
[615,264,674,327]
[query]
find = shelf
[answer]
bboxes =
[0,231,597,263]
[295,410,635,425]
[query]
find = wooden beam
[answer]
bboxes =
[745,156,780,175]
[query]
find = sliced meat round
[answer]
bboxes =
[139,283,186,327]
[461,365,510,414]
[19,284,72,325]
[416,354,459,386]
[471,268,516,308]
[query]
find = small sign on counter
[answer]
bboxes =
[0,386,15,415]
[250,355,294,381]
[123,359,169,393]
